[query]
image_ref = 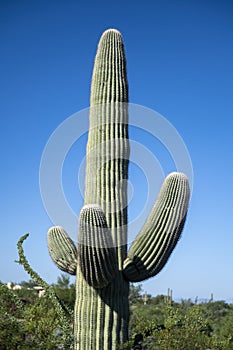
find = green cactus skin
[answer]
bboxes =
[123,172,190,282]
[78,205,118,288]
[74,29,130,349]
[48,226,77,275]
[47,29,190,349]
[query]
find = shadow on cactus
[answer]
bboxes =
[18,29,190,349]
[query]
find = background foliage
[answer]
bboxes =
[1,277,233,349]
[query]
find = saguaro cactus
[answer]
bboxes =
[47,29,190,349]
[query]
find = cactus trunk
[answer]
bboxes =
[74,271,129,349]
[74,29,130,349]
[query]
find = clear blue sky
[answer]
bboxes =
[1,0,233,301]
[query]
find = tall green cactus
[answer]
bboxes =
[47,29,190,349]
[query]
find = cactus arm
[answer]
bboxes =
[123,172,190,282]
[78,205,118,288]
[47,226,77,275]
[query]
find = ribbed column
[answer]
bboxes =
[84,29,129,267]
[75,29,130,349]
[74,271,129,349]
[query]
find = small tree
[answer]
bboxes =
[20,279,37,288]
[56,274,70,289]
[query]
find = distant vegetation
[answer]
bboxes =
[1,276,233,349]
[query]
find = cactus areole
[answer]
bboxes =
[47,29,190,349]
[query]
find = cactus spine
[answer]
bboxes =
[47,29,190,349]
